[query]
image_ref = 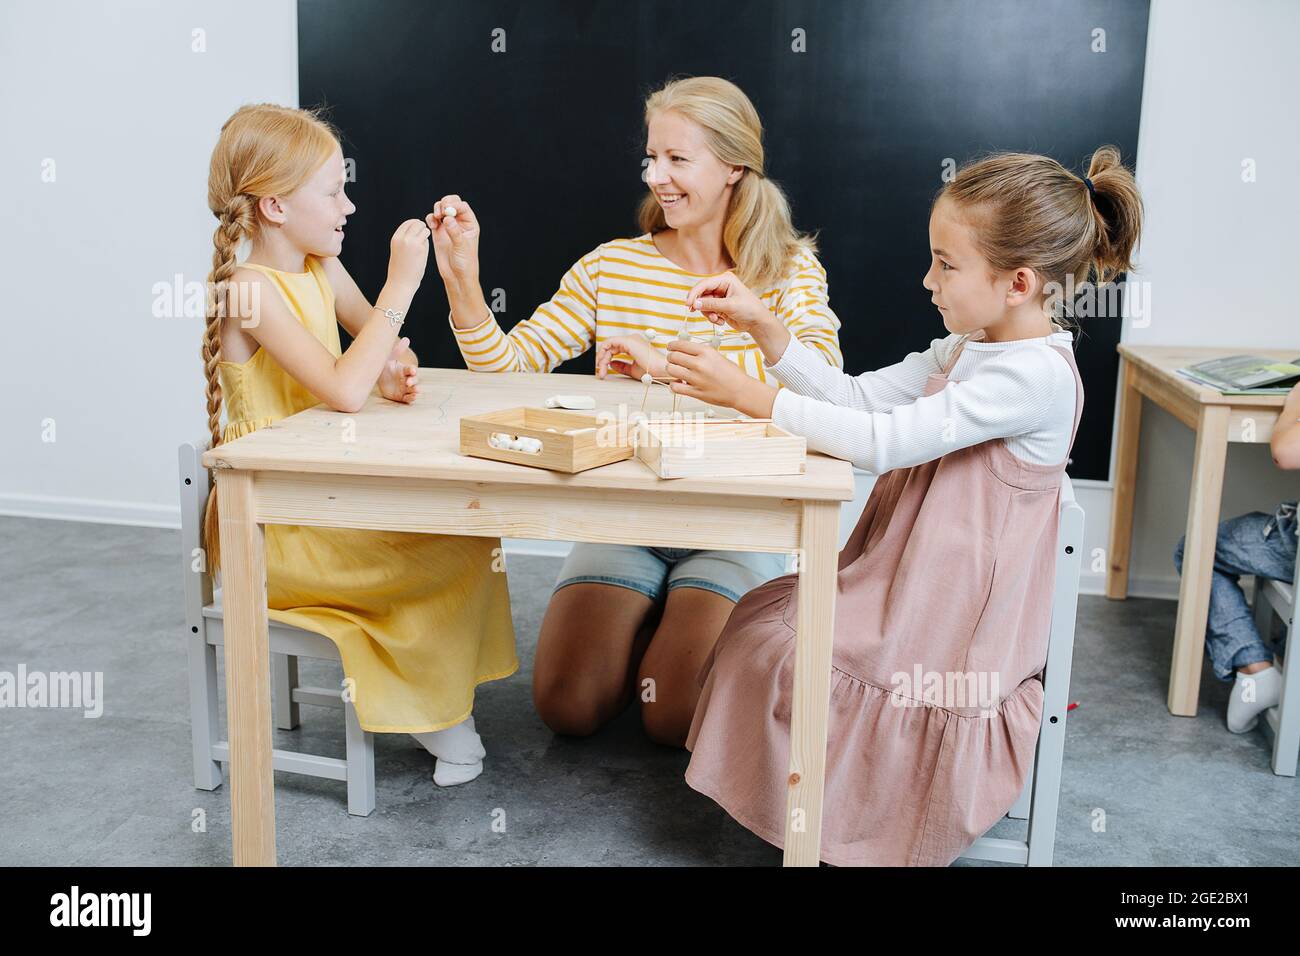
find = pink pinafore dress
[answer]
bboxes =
[684,338,1084,866]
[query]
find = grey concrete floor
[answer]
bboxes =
[0,515,1295,866]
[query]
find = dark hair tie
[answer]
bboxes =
[1083,176,1097,201]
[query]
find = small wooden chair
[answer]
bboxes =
[1250,552,1300,777]
[958,474,1084,866]
[179,440,376,816]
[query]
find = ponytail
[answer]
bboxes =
[1081,145,1144,284]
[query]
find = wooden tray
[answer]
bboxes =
[460,406,634,473]
[635,418,806,479]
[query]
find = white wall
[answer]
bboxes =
[1,0,1296,598]
[1111,0,1299,596]
[0,0,298,526]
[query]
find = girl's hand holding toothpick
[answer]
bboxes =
[666,339,777,419]
[685,270,792,366]
[378,336,420,404]
[685,270,773,333]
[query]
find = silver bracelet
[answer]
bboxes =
[380,307,405,329]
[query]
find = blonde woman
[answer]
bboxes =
[201,104,517,786]
[428,77,842,746]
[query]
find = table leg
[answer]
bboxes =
[783,500,840,867]
[217,470,276,865]
[1168,406,1230,717]
[1107,358,1143,599]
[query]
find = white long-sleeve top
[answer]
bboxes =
[765,325,1078,474]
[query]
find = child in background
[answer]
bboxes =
[1175,382,1300,732]
[620,146,1142,865]
[202,104,517,786]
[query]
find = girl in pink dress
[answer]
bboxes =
[600,146,1144,865]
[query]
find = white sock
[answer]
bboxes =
[431,757,483,787]
[1226,666,1281,734]
[410,716,486,787]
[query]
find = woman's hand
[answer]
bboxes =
[427,194,481,286]
[387,219,431,293]
[685,271,777,336]
[666,339,777,419]
[596,335,669,381]
[377,336,420,404]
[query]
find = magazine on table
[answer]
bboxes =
[1175,354,1300,395]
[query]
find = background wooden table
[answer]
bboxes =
[203,368,855,866]
[1107,344,1296,716]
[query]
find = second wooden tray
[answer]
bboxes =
[635,418,806,479]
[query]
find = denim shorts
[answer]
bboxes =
[553,542,791,604]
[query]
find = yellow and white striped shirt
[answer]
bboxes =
[449,233,843,383]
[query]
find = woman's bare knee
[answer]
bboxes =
[532,583,656,736]
[640,694,694,747]
[533,665,627,736]
[636,587,736,748]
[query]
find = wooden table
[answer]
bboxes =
[203,368,855,866]
[1107,344,1296,716]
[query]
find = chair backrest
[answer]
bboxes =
[1044,475,1084,697]
[178,441,215,632]
[961,473,1085,865]
[1024,473,1084,864]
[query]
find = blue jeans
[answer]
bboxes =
[1173,500,1296,681]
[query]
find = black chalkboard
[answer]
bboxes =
[299,0,1149,480]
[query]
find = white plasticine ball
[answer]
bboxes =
[443,205,457,218]
[643,329,657,341]
[641,373,653,385]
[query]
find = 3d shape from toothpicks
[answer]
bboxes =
[632,314,730,417]
[639,372,682,415]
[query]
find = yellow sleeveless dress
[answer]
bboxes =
[216,256,518,733]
